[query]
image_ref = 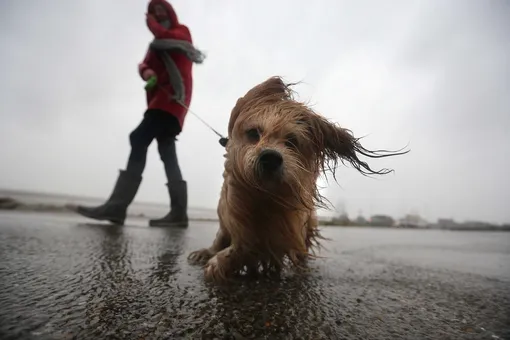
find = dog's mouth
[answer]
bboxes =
[255,149,284,182]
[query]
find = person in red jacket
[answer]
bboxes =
[74,0,205,227]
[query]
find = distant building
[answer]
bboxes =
[437,218,458,229]
[398,214,430,228]
[370,215,395,227]
[436,219,504,231]
[355,215,368,226]
[332,213,350,226]
[398,214,428,228]
[461,220,493,229]
[317,214,333,222]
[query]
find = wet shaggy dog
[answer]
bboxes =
[188,76,407,283]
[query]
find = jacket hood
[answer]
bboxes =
[148,0,179,26]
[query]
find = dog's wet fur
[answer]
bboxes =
[188,76,408,283]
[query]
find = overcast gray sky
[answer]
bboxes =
[0,0,509,224]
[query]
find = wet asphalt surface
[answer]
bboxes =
[0,211,509,340]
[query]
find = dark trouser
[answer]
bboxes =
[126,109,182,182]
[74,109,187,226]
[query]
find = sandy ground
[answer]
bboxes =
[0,210,509,340]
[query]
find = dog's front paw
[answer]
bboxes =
[187,248,214,265]
[204,256,230,283]
[203,247,234,283]
[204,255,220,281]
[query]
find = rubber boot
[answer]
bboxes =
[74,170,142,225]
[149,180,188,227]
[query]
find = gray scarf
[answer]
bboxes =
[149,38,206,105]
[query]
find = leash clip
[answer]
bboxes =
[219,137,228,147]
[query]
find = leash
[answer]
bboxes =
[178,99,229,147]
[146,75,228,147]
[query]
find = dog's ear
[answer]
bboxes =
[306,114,409,176]
[228,76,294,136]
[227,97,246,137]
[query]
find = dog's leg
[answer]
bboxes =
[188,227,231,265]
[296,212,318,265]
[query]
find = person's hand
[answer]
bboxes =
[146,13,162,36]
[142,68,156,81]
[146,13,158,27]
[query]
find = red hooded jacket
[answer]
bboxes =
[138,0,193,133]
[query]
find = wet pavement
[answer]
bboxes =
[0,211,509,340]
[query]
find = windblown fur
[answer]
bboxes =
[188,76,408,283]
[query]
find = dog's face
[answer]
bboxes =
[225,77,408,208]
[228,104,317,190]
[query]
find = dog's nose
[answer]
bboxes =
[259,149,283,172]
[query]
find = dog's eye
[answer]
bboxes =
[285,134,298,149]
[246,128,260,143]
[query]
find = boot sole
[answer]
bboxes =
[75,208,125,226]
[148,221,188,228]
